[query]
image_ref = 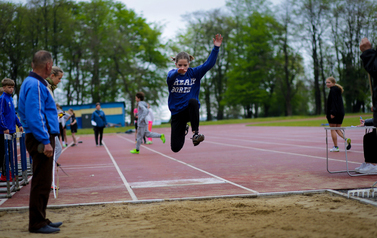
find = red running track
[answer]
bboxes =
[1,124,376,208]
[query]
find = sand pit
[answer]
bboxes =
[1,193,377,237]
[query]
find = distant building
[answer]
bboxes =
[61,102,126,129]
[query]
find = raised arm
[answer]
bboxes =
[213,34,223,47]
[192,34,223,79]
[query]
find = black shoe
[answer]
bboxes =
[192,134,205,146]
[71,143,76,147]
[346,138,351,150]
[49,222,63,228]
[185,124,189,136]
[30,225,60,234]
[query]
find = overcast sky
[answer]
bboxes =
[120,0,283,40]
[11,0,283,40]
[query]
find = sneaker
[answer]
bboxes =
[0,173,12,182]
[355,162,368,173]
[130,149,139,154]
[51,186,60,190]
[63,144,67,148]
[330,146,339,152]
[192,134,205,146]
[346,138,351,150]
[359,163,377,174]
[71,144,76,147]
[146,141,153,144]
[185,124,189,136]
[160,134,166,144]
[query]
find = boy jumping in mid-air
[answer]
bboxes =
[130,92,165,154]
[167,34,223,153]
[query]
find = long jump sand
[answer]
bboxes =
[1,193,377,237]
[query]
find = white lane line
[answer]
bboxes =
[205,141,360,164]
[211,131,366,146]
[64,166,114,170]
[0,199,7,206]
[102,141,138,201]
[62,164,112,168]
[130,178,226,189]
[208,135,364,153]
[118,135,258,194]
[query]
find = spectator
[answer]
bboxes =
[91,102,107,146]
[18,50,62,233]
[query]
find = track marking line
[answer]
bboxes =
[208,135,364,154]
[205,141,361,164]
[130,178,226,189]
[210,131,365,147]
[64,165,114,170]
[102,141,138,201]
[0,199,7,206]
[62,163,112,168]
[117,135,258,194]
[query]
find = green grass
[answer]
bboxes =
[65,113,373,136]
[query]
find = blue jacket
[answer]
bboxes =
[167,46,219,115]
[0,92,22,134]
[18,72,59,145]
[91,109,107,127]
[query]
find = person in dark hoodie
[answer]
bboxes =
[166,34,223,153]
[0,78,23,182]
[356,37,377,174]
[325,76,351,152]
[91,102,107,146]
[130,92,165,154]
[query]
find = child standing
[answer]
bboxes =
[0,78,24,181]
[68,109,77,146]
[130,92,165,154]
[167,34,223,152]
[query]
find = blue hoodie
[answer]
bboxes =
[0,92,22,134]
[18,72,59,145]
[91,109,107,128]
[167,46,219,115]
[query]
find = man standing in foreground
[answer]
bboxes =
[18,50,62,234]
[360,37,377,126]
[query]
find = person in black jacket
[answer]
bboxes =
[356,37,377,174]
[360,38,377,126]
[326,76,351,152]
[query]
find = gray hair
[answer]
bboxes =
[32,50,52,69]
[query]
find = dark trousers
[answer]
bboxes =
[94,126,104,145]
[363,129,377,163]
[59,124,65,142]
[26,133,55,231]
[170,98,200,153]
[0,134,13,175]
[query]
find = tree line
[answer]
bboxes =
[0,0,376,122]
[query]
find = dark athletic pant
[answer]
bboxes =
[94,126,104,145]
[0,134,14,176]
[59,123,65,143]
[26,133,56,231]
[171,98,200,153]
